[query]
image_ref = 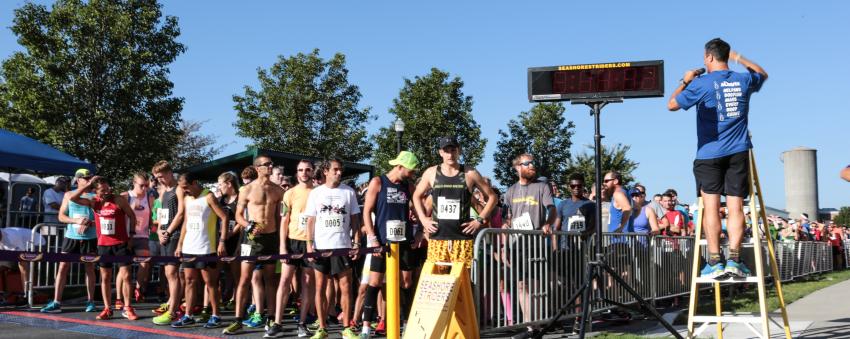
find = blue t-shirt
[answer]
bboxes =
[676,70,764,159]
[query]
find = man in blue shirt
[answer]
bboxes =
[668,38,768,279]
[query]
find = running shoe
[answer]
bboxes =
[153,311,175,325]
[700,261,726,279]
[246,303,256,316]
[264,322,285,338]
[342,327,359,339]
[85,300,96,313]
[725,259,753,278]
[359,332,371,339]
[152,302,168,315]
[114,299,124,310]
[310,328,328,339]
[198,306,211,323]
[95,308,113,320]
[224,298,235,311]
[171,314,196,328]
[222,322,243,335]
[307,319,321,331]
[203,315,222,329]
[297,323,311,337]
[375,320,386,335]
[122,306,139,320]
[243,312,264,328]
[40,300,61,313]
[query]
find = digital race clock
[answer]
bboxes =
[528,60,664,102]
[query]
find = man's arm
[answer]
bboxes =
[412,167,437,234]
[729,51,768,79]
[667,68,702,111]
[468,168,497,221]
[645,206,661,235]
[115,195,137,237]
[235,185,250,228]
[279,192,291,255]
[361,177,381,243]
[613,190,632,232]
[168,186,186,235]
[57,193,75,224]
[68,183,93,207]
[840,166,850,182]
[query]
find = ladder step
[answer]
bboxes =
[692,315,763,323]
[695,276,761,284]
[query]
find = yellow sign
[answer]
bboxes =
[403,261,479,339]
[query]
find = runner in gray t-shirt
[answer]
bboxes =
[502,154,556,335]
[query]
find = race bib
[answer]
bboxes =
[321,214,344,230]
[567,215,586,231]
[71,213,86,233]
[437,197,461,220]
[158,208,170,226]
[386,220,406,242]
[298,215,309,231]
[100,218,116,235]
[187,215,203,232]
[512,212,534,230]
[240,244,252,256]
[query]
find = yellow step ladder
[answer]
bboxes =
[686,149,792,339]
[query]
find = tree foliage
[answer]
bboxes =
[170,120,227,171]
[569,143,639,189]
[493,103,575,188]
[372,68,486,173]
[835,206,850,227]
[0,0,185,180]
[233,49,373,162]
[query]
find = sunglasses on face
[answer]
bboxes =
[259,162,274,167]
[603,178,615,183]
[519,161,534,167]
[297,168,313,172]
[569,184,582,188]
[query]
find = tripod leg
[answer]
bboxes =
[535,281,588,337]
[599,262,684,339]
[578,263,595,339]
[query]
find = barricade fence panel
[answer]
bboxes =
[26,223,162,307]
[472,229,839,333]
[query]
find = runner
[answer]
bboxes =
[412,136,497,266]
[120,172,154,304]
[151,161,186,325]
[223,155,285,335]
[217,172,243,314]
[69,176,138,321]
[41,169,97,313]
[266,160,316,338]
[360,151,420,338]
[170,172,229,329]
[304,158,361,339]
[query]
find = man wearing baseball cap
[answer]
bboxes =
[413,136,497,266]
[41,168,97,313]
[359,151,420,337]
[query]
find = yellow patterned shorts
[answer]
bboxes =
[426,239,474,266]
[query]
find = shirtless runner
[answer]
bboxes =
[223,155,285,335]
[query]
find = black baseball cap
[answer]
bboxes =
[438,136,460,149]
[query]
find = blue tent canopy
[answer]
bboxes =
[0,128,95,175]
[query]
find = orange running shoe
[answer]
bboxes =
[122,306,139,320]
[96,308,113,320]
[114,300,124,310]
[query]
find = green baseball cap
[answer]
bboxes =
[388,151,419,170]
[74,168,92,179]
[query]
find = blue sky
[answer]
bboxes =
[1,1,848,210]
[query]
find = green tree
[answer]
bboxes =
[170,120,227,171]
[233,49,373,162]
[835,207,850,227]
[0,0,185,180]
[568,143,639,189]
[493,103,575,187]
[372,68,486,173]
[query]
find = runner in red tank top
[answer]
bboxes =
[70,176,139,321]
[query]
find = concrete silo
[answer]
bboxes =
[781,147,818,220]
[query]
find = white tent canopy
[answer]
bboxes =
[0,172,47,184]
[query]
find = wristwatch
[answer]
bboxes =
[475,216,485,224]
[679,78,690,87]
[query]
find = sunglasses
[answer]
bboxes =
[259,161,274,167]
[603,178,615,183]
[631,192,645,197]
[297,168,313,172]
[519,161,534,167]
[569,184,582,188]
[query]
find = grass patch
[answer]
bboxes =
[696,269,850,314]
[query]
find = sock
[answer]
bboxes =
[400,286,413,320]
[708,252,722,265]
[728,248,740,263]
[362,325,370,334]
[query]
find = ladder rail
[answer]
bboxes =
[686,149,792,339]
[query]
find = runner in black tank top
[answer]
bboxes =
[412,136,498,267]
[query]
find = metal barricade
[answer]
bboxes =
[26,223,162,307]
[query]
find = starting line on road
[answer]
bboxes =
[0,311,221,339]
